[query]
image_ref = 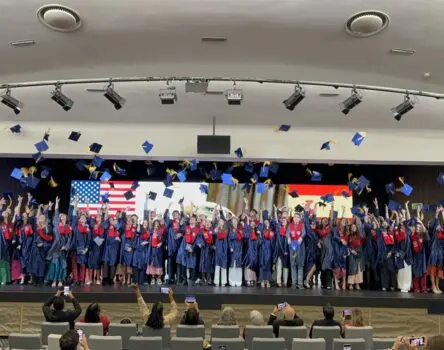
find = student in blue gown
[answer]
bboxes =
[363,203,381,290]
[392,207,412,293]
[71,199,92,285]
[378,210,397,291]
[132,220,150,285]
[411,208,428,293]
[314,203,334,289]
[87,206,107,285]
[347,218,365,290]
[0,208,13,285]
[147,218,166,285]
[228,217,244,287]
[46,196,72,287]
[258,213,275,288]
[17,196,36,284]
[102,216,122,285]
[428,206,444,294]
[273,205,290,288]
[182,215,200,285]
[196,218,215,285]
[165,202,185,285]
[288,210,306,289]
[303,204,319,289]
[120,212,138,285]
[214,215,229,287]
[243,218,259,287]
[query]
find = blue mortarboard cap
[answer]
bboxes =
[437,173,444,185]
[256,183,266,194]
[199,184,208,194]
[321,194,334,203]
[113,162,127,176]
[400,183,413,196]
[41,167,51,179]
[242,183,251,193]
[245,162,254,174]
[279,124,291,132]
[352,132,366,146]
[164,174,173,187]
[101,192,110,203]
[385,182,396,195]
[100,170,112,182]
[177,170,187,182]
[26,176,40,189]
[190,160,198,171]
[311,171,322,182]
[32,152,44,164]
[163,188,174,199]
[388,200,401,211]
[251,173,259,183]
[289,190,298,198]
[68,131,81,142]
[290,240,300,252]
[43,130,50,142]
[210,169,222,180]
[89,142,102,154]
[10,168,23,180]
[320,141,333,151]
[142,140,154,154]
[92,156,104,168]
[148,191,157,200]
[341,191,350,198]
[30,199,39,207]
[356,175,370,193]
[124,190,135,200]
[348,181,359,192]
[131,181,140,190]
[221,173,234,186]
[10,124,21,133]
[260,166,269,178]
[178,197,184,204]
[76,160,86,172]
[34,140,48,152]
[270,163,279,174]
[234,147,243,159]
[351,205,363,216]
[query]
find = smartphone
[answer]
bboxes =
[77,329,83,337]
[160,287,169,294]
[343,309,352,320]
[343,344,351,350]
[185,296,196,303]
[63,286,70,296]
[409,337,426,346]
[277,302,287,310]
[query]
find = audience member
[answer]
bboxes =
[352,308,365,327]
[242,310,265,339]
[425,335,444,350]
[391,336,444,350]
[120,318,133,324]
[309,303,344,338]
[42,290,82,329]
[59,329,89,350]
[217,307,237,325]
[132,284,178,326]
[268,304,303,337]
[181,301,204,325]
[81,303,111,335]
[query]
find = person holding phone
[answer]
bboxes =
[268,303,303,337]
[59,329,89,350]
[181,299,204,325]
[42,289,82,329]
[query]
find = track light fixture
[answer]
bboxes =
[1,88,23,115]
[159,86,177,104]
[392,93,415,121]
[51,84,74,111]
[339,87,363,115]
[283,83,306,111]
[225,82,243,105]
[104,81,125,110]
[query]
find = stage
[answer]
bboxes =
[0,285,443,312]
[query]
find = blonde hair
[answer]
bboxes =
[249,310,264,325]
[352,308,364,327]
[283,306,296,321]
[217,307,237,326]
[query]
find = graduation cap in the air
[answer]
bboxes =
[163,188,174,199]
[295,204,305,212]
[124,190,135,200]
[41,167,51,179]
[356,175,371,194]
[68,131,81,142]
[245,162,254,174]
[164,174,173,187]
[10,168,23,180]
[101,192,110,203]
[321,194,334,203]
[437,172,444,186]
[311,171,322,182]
[89,142,103,154]
[256,183,266,194]
[34,140,48,152]
[270,163,279,174]
[48,176,58,188]
[142,140,154,154]
[250,173,259,183]
[289,190,299,198]
[113,162,127,176]
[385,182,396,195]
[278,124,291,132]
[400,183,413,196]
[351,205,364,216]
[10,124,21,133]
[178,197,184,204]
[75,160,86,172]
[177,170,187,183]
[352,132,366,146]
[100,170,112,182]
[92,156,104,168]
[131,181,140,190]
[221,173,234,186]
[341,191,350,198]
[321,140,335,151]
[148,191,157,200]
[260,165,269,178]
[234,147,244,159]
[388,200,401,211]
[43,129,50,142]
[242,183,251,194]
[190,160,199,171]
[317,201,327,208]
[199,184,208,194]
[32,152,44,164]
[209,169,222,181]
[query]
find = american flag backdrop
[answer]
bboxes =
[70,181,136,215]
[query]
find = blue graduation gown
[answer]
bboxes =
[196,228,215,273]
[303,214,318,270]
[428,219,444,269]
[132,231,150,270]
[28,226,53,278]
[183,226,199,269]
[243,225,259,269]
[411,232,427,278]
[18,220,35,272]
[103,223,121,266]
[228,226,244,268]
[148,227,166,268]
[332,228,348,269]
[288,222,306,266]
[317,223,334,270]
[394,225,412,270]
[87,220,106,269]
[0,224,11,262]
[166,216,184,257]
[258,225,275,281]
[274,224,290,267]
[120,226,137,266]
[71,219,92,265]
[214,228,228,269]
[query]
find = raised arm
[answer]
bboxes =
[404,201,411,221]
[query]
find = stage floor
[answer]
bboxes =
[0,285,443,311]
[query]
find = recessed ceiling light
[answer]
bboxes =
[37,5,82,32]
[201,37,227,42]
[390,48,415,55]
[345,10,390,37]
[10,40,36,47]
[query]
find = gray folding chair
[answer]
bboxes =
[48,334,62,350]
[252,337,286,350]
[312,326,342,350]
[142,325,172,349]
[212,337,245,350]
[373,338,395,350]
[333,338,366,350]
[176,324,205,338]
[8,333,42,350]
[128,336,162,350]
[41,322,69,346]
[244,325,274,350]
[345,327,374,350]
[88,335,122,350]
[293,338,326,350]
[211,325,240,338]
[171,336,203,350]
[279,326,308,350]
[75,322,103,339]
[109,323,138,350]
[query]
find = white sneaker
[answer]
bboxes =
[156,278,162,285]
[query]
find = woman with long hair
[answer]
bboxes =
[102,216,122,285]
[147,218,166,285]
[258,213,275,288]
[347,219,365,290]
[303,203,319,289]
[393,205,412,293]
[196,218,216,286]
[132,220,150,285]
[228,216,244,287]
[214,216,228,287]
[274,206,290,288]
[82,303,111,335]
[0,195,14,285]
[315,203,335,290]
[120,213,138,285]
[243,218,259,287]
[428,206,444,294]
[86,205,107,285]
[332,212,349,291]
[17,194,36,284]
[217,307,237,326]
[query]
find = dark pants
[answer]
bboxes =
[102,265,116,284]
[177,264,187,284]
[167,254,177,283]
[133,268,147,285]
[321,269,333,288]
[379,264,397,290]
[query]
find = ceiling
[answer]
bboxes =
[0,0,443,149]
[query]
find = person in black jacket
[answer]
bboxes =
[42,290,82,329]
[268,304,303,337]
[309,303,344,338]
